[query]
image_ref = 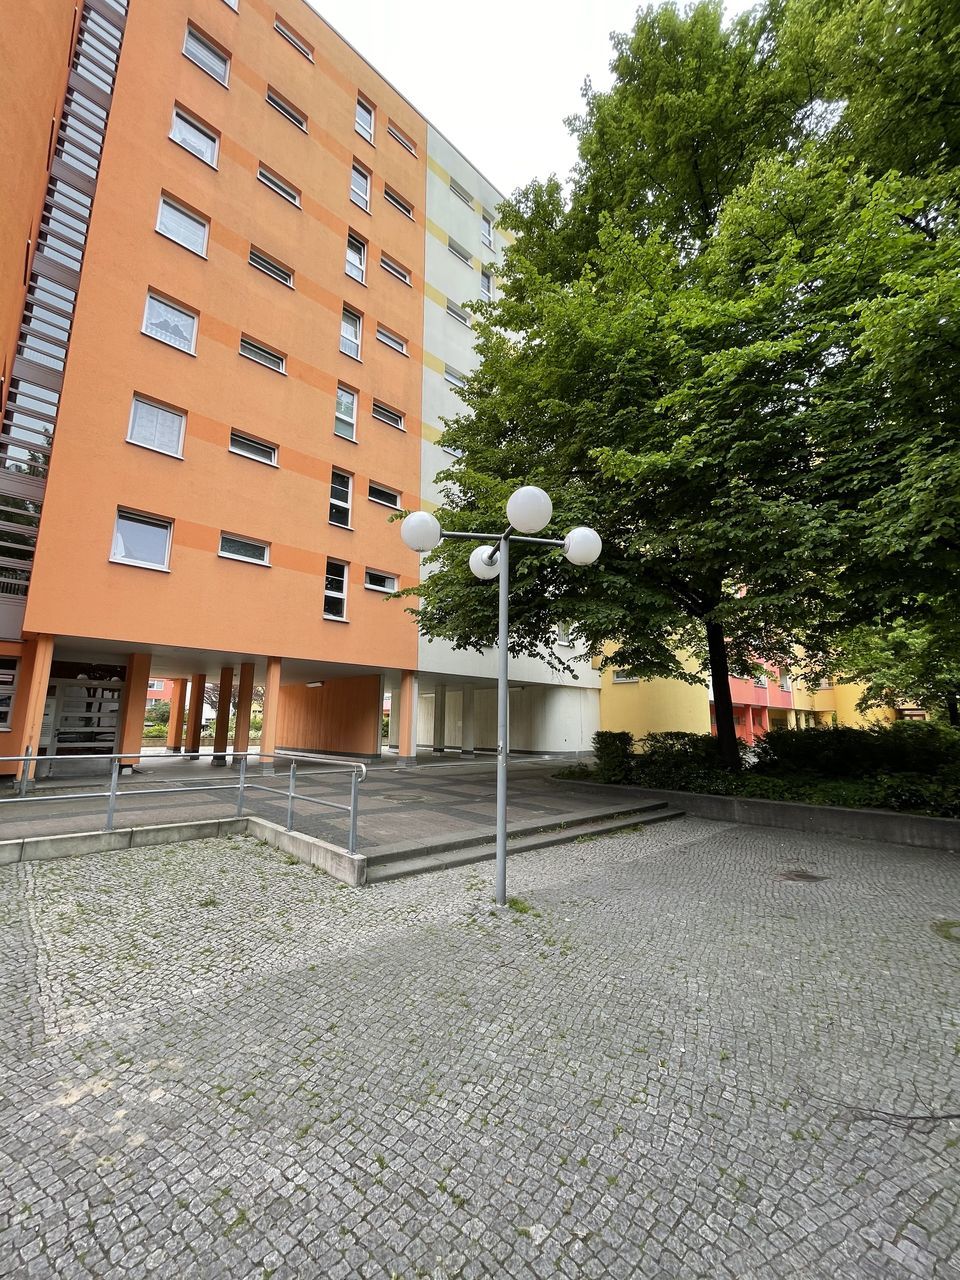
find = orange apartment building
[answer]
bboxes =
[0,0,600,777]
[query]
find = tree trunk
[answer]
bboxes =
[947,691,960,727]
[705,620,740,770]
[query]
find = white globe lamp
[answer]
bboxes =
[563,526,602,566]
[469,545,501,580]
[506,485,553,534]
[400,510,442,553]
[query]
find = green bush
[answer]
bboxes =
[592,730,636,784]
[632,731,745,790]
[754,721,960,779]
[142,722,167,739]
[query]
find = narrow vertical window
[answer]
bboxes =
[345,234,366,283]
[480,270,493,302]
[355,98,374,143]
[329,469,352,527]
[324,560,348,618]
[340,308,361,359]
[481,213,494,249]
[334,385,357,440]
[350,164,370,211]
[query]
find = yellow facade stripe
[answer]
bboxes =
[421,422,443,444]
[424,282,447,309]
[425,217,481,271]
[423,350,446,376]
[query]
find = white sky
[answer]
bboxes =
[306,1,749,197]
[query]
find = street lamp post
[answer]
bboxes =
[401,486,601,906]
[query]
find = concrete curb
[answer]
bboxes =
[551,777,960,852]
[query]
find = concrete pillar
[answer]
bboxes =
[397,670,417,766]
[184,672,206,759]
[460,685,475,756]
[260,656,282,768]
[387,676,401,750]
[432,684,446,752]
[232,662,255,760]
[117,652,152,766]
[211,665,234,766]
[166,679,187,752]
[786,708,797,730]
[16,633,54,784]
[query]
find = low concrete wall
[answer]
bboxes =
[246,817,366,886]
[554,778,960,852]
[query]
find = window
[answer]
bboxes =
[274,16,313,59]
[779,671,792,692]
[324,560,347,619]
[183,26,230,85]
[612,670,639,683]
[371,401,403,430]
[219,532,269,564]
[444,365,466,388]
[364,568,397,593]
[345,233,366,283]
[112,511,172,570]
[448,237,471,265]
[380,253,410,285]
[334,385,357,440]
[481,213,494,249]
[384,187,413,217]
[156,196,208,256]
[147,678,165,692]
[127,395,185,457]
[257,164,301,207]
[340,308,361,359]
[142,293,197,354]
[0,660,19,729]
[222,0,238,9]
[170,107,219,167]
[266,87,307,130]
[355,97,374,143]
[239,336,285,373]
[368,481,400,509]
[450,177,473,205]
[329,469,352,527]
[350,164,370,212]
[555,622,573,647]
[249,246,293,286]
[376,325,406,355]
[754,675,768,689]
[229,430,277,465]
[446,300,470,326]
[387,121,415,154]
[481,270,493,302]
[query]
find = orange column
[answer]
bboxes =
[15,633,54,784]
[117,652,151,766]
[232,661,255,760]
[211,665,234,767]
[398,670,418,766]
[166,678,187,752]
[184,672,206,759]
[259,656,282,769]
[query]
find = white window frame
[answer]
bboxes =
[480,270,493,302]
[219,531,270,565]
[368,481,400,509]
[555,622,573,647]
[350,164,370,212]
[355,97,374,144]
[274,17,313,60]
[450,177,473,205]
[156,195,209,257]
[147,678,166,692]
[380,253,410,285]
[257,164,301,207]
[239,336,285,373]
[170,106,219,168]
[229,429,277,466]
[481,213,494,249]
[444,365,466,388]
[266,86,307,131]
[376,325,406,355]
[384,187,413,218]
[340,308,362,359]
[323,560,348,620]
[371,401,404,430]
[329,469,352,528]
[345,233,366,283]
[111,510,173,571]
[142,292,198,355]
[387,121,415,154]
[249,246,293,287]
[183,25,230,86]
[612,670,639,684]
[127,395,186,459]
[448,237,471,266]
[364,568,397,593]
[446,300,470,327]
[222,0,239,10]
[334,385,358,440]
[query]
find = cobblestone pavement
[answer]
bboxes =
[1,819,959,1278]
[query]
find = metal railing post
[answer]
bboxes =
[104,757,120,832]
[285,760,297,832]
[348,768,360,854]
[18,745,32,798]
[236,754,247,817]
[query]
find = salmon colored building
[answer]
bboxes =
[0,0,599,776]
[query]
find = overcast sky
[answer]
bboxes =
[306,1,748,198]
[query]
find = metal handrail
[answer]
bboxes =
[0,748,366,853]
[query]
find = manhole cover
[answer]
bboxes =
[778,869,829,882]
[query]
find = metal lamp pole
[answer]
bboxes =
[401,487,601,906]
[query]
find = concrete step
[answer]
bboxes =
[365,807,685,884]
